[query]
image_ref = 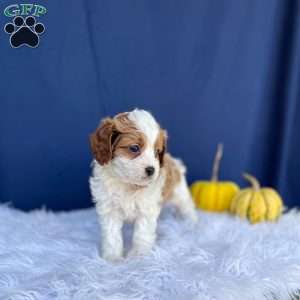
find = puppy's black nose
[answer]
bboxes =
[145,166,155,177]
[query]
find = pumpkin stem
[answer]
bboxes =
[243,173,260,191]
[211,143,223,182]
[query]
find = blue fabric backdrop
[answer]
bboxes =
[1,0,299,210]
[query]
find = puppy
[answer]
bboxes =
[89,109,197,261]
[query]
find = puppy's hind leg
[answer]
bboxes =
[170,177,198,223]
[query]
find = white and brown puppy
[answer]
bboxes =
[89,109,197,261]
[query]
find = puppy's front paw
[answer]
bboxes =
[127,246,150,259]
[102,252,124,263]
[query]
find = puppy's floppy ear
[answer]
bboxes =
[89,118,118,165]
[158,129,168,167]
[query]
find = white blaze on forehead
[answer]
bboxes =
[127,109,159,146]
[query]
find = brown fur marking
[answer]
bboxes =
[113,132,146,159]
[90,113,147,164]
[89,118,115,165]
[162,154,181,200]
[154,129,167,167]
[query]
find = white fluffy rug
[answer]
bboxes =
[1,205,300,300]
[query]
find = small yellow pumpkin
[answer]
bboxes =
[190,144,239,212]
[230,173,283,224]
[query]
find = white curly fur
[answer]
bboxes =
[89,109,197,261]
[1,205,300,300]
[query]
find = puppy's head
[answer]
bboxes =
[90,109,167,186]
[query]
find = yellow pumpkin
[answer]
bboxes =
[230,173,283,224]
[190,144,239,212]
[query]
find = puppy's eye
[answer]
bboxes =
[129,145,140,153]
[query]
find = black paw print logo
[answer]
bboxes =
[4,16,45,48]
